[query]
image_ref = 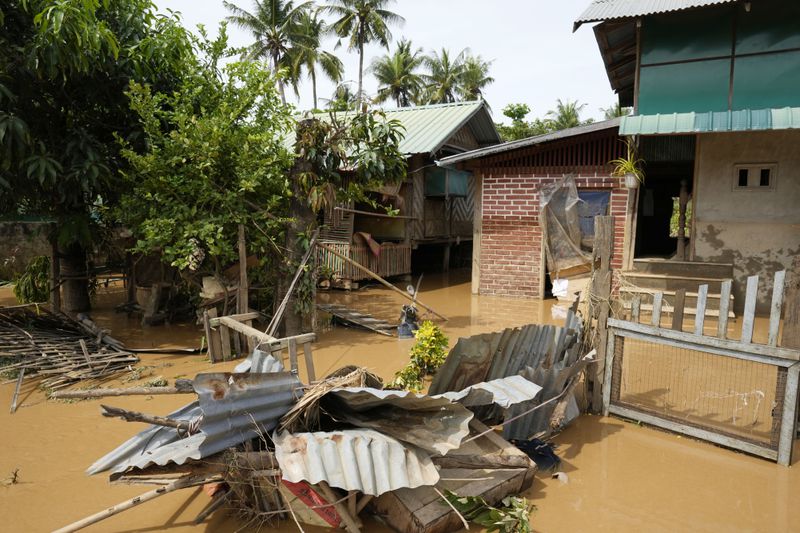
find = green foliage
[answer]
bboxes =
[0,0,194,245]
[118,27,294,274]
[370,39,424,107]
[547,99,588,130]
[495,104,554,142]
[601,102,631,120]
[444,491,534,533]
[388,320,448,391]
[610,138,645,184]
[13,256,50,304]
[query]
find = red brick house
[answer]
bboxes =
[437,119,632,298]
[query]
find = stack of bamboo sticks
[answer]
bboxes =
[0,305,138,391]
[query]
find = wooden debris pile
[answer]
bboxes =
[0,305,138,393]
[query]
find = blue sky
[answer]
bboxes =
[155,0,615,123]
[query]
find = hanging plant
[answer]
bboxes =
[610,138,645,188]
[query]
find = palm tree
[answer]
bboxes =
[325,82,358,111]
[323,0,404,110]
[370,39,423,107]
[422,48,467,104]
[289,10,343,109]
[458,54,494,101]
[224,0,312,104]
[601,102,632,119]
[547,99,586,130]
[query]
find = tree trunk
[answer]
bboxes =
[283,120,318,336]
[357,40,364,111]
[274,53,286,105]
[60,241,90,312]
[311,68,318,110]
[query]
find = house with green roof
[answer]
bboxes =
[576,0,800,312]
[313,101,501,283]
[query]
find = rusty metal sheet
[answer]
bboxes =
[274,429,439,496]
[88,372,302,475]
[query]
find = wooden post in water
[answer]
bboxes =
[782,256,800,350]
[590,215,613,413]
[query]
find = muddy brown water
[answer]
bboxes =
[1,271,799,532]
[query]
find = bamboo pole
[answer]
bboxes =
[315,242,447,321]
[51,380,194,399]
[100,404,190,431]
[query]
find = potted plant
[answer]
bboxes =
[611,138,645,188]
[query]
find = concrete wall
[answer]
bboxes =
[478,174,630,298]
[0,222,52,279]
[693,130,800,312]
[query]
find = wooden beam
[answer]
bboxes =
[782,257,800,349]
[741,275,759,344]
[317,242,447,321]
[672,288,686,331]
[694,284,708,336]
[768,270,786,347]
[590,215,613,413]
[717,280,732,339]
[51,380,194,399]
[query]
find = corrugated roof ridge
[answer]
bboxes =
[574,0,738,29]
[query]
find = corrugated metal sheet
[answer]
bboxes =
[288,101,501,156]
[620,107,800,135]
[437,118,621,167]
[574,0,738,29]
[234,349,285,373]
[435,375,542,408]
[274,429,439,496]
[88,372,302,475]
[326,388,473,455]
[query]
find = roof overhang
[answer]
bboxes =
[436,118,622,167]
[594,21,637,108]
[573,0,740,31]
[620,107,800,135]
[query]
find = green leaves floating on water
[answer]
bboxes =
[443,490,534,533]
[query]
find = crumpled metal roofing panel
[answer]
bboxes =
[620,107,800,135]
[435,375,542,408]
[88,372,302,475]
[274,429,439,496]
[234,349,285,373]
[326,388,473,455]
[574,0,737,29]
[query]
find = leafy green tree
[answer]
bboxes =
[224,0,312,104]
[370,38,424,107]
[421,48,467,104]
[458,54,495,101]
[289,10,343,109]
[118,27,294,290]
[325,82,358,111]
[547,99,587,130]
[601,102,632,119]
[323,0,404,109]
[495,103,553,141]
[0,0,193,311]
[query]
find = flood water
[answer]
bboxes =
[1,271,799,532]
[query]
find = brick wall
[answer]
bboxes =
[479,174,630,298]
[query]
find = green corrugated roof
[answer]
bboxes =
[287,101,500,156]
[574,0,737,30]
[620,107,800,134]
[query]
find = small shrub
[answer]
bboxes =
[13,256,50,304]
[387,321,449,391]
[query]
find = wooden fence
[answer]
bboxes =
[317,241,411,282]
[202,310,316,381]
[602,269,800,465]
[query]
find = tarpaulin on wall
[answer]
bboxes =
[540,175,591,276]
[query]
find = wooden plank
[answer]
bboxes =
[208,312,260,327]
[782,257,800,349]
[288,338,298,373]
[317,303,394,337]
[607,404,778,461]
[672,288,686,331]
[232,329,242,359]
[651,292,663,327]
[219,325,232,360]
[631,294,641,323]
[768,270,786,347]
[266,333,316,351]
[718,279,732,339]
[694,284,708,336]
[777,362,800,466]
[217,316,277,343]
[206,308,223,363]
[602,333,616,417]
[237,224,249,316]
[608,318,800,362]
[303,343,316,382]
[590,215,613,414]
[202,310,217,362]
[741,275,759,344]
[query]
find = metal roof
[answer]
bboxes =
[289,101,501,156]
[620,107,800,135]
[437,118,621,167]
[88,372,302,475]
[574,0,739,30]
[274,429,439,496]
[434,375,543,408]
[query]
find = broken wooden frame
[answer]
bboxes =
[602,269,800,465]
[203,311,317,381]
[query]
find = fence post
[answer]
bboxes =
[590,215,614,413]
[782,256,800,350]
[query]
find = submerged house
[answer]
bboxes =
[313,101,501,283]
[574,0,800,313]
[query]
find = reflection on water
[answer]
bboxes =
[1,273,799,532]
